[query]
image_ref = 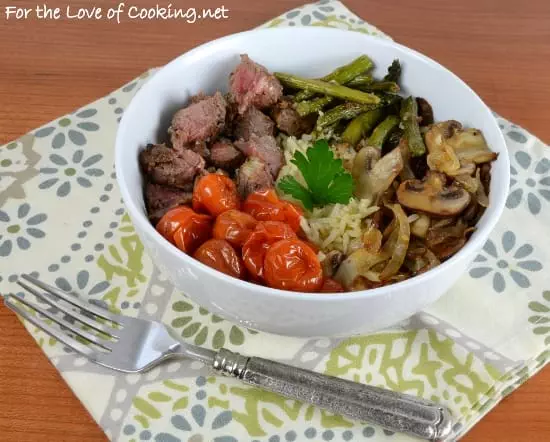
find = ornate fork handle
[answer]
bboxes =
[213,349,453,442]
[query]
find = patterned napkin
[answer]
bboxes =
[1,1,548,441]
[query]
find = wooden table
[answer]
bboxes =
[1,1,549,440]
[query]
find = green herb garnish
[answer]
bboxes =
[278,139,354,211]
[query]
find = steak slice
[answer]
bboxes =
[233,107,275,140]
[229,54,283,114]
[236,157,274,199]
[272,98,316,137]
[169,91,226,149]
[144,182,192,224]
[234,134,283,178]
[210,138,245,170]
[139,143,205,189]
[187,140,210,162]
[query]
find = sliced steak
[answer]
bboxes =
[169,91,226,149]
[272,98,316,137]
[139,143,205,189]
[236,157,274,199]
[234,134,283,177]
[229,54,283,114]
[188,140,210,162]
[222,94,239,135]
[190,92,207,104]
[210,138,245,170]
[233,107,275,140]
[144,182,192,224]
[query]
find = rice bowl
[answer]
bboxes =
[115,27,509,336]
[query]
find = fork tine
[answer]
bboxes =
[6,293,112,351]
[17,280,119,339]
[20,274,123,325]
[4,294,97,358]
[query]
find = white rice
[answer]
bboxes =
[276,136,378,255]
[300,199,379,255]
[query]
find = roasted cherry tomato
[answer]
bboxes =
[243,189,303,232]
[156,206,210,245]
[242,221,296,279]
[193,173,239,217]
[193,239,245,279]
[302,240,320,254]
[156,207,212,254]
[319,278,345,293]
[280,201,303,232]
[264,239,323,292]
[213,209,258,247]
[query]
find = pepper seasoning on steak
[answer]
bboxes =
[272,97,316,137]
[210,138,245,170]
[139,143,205,189]
[144,182,192,224]
[233,107,275,140]
[169,91,227,150]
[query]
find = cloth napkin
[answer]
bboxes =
[1,1,548,441]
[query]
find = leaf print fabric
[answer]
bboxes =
[470,231,543,293]
[0,203,47,256]
[38,149,104,197]
[34,108,100,149]
[508,150,550,215]
[0,2,548,442]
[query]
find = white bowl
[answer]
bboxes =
[115,27,509,337]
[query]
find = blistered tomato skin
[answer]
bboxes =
[156,206,195,243]
[280,201,303,232]
[213,209,258,247]
[263,239,323,292]
[242,221,297,280]
[172,211,212,254]
[193,173,240,217]
[156,206,212,251]
[193,239,245,279]
[243,189,303,232]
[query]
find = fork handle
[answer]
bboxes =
[213,349,453,441]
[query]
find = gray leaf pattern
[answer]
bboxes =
[507,149,550,215]
[68,130,86,146]
[470,231,543,293]
[38,150,105,197]
[32,108,100,149]
[0,203,47,255]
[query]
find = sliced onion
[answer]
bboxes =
[475,168,490,207]
[379,204,411,280]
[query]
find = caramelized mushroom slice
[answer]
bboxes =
[352,146,403,202]
[397,177,471,216]
[424,121,462,174]
[447,128,498,164]
[453,173,479,194]
[446,161,476,177]
[322,250,345,278]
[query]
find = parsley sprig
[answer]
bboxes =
[278,139,354,211]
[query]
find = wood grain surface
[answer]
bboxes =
[0,1,549,441]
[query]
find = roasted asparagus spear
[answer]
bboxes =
[400,96,426,157]
[294,55,373,101]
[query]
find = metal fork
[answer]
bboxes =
[5,274,453,441]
